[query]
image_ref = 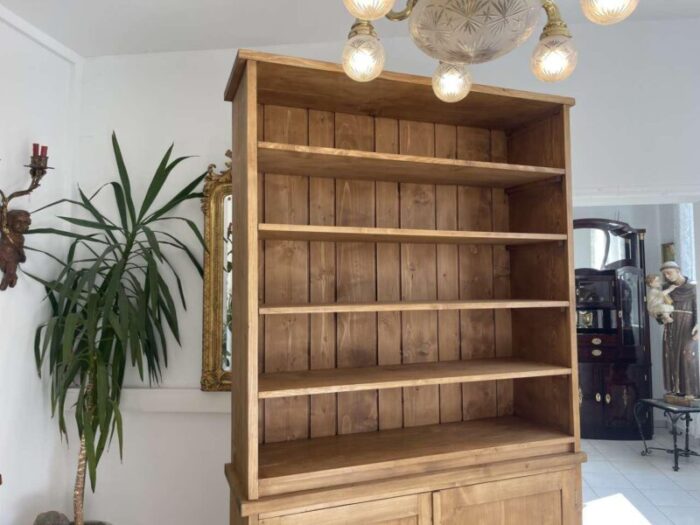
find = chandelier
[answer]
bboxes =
[341,0,639,102]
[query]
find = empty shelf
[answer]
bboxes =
[259,358,572,399]
[258,142,565,187]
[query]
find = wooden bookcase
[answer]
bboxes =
[226,50,584,525]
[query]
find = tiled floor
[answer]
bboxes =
[583,431,700,524]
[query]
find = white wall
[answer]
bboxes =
[4,10,700,525]
[0,7,82,524]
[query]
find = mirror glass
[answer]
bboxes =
[223,194,233,372]
[574,228,629,270]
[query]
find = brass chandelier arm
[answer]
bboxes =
[386,0,419,21]
[540,0,572,39]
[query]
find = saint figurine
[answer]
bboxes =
[655,261,700,397]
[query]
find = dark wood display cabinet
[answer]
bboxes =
[575,219,653,440]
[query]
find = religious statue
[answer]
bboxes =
[0,210,31,290]
[646,261,700,399]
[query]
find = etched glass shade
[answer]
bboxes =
[409,0,542,64]
[531,35,578,82]
[342,33,386,82]
[343,0,396,21]
[580,0,639,25]
[432,62,472,102]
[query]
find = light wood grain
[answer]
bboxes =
[230,61,259,500]
[258,358,572,399]
[226,50,575,129]
[258,142,565,188]
[258,416,575,493]
[229,453,586,518]
[258,224,566,245]
[259,300,569,315]
[335,113,378,435]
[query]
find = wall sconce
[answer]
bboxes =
[0,144,52,290]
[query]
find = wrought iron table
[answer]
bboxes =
[634,398,700,471]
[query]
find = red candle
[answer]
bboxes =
[40,145,48,157]
[32,143,39,156]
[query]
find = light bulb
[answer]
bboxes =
[342,33,385,82]
[343,0,396,21]
[432,62,472,103]
[531,35,578,83]
[580,0,638,25]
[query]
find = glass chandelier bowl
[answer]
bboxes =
[409,0,542,64]
[343,32,386,82]
[531,35,578,82]
[432,62,472,102]
[580,0,639,25]
[343,0,397,21]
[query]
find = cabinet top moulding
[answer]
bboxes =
[258,142,565,188]
[225,49,575,129]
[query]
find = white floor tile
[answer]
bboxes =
[584,461,622,475]
[657,505,700,525]
[583,482,598,504]
[591,486,654,509]
[628,471,684,490]
[585,471,634,489]
[633,505,674,525]
[639,489,700,507]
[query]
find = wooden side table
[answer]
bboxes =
[634,398,700,471]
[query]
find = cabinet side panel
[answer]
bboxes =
[335,113,378,434]
[263,105,310,443]
[231,62,259,499]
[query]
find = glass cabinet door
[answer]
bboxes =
[617,267,644,347]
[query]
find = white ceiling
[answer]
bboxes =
[3,0,700,57]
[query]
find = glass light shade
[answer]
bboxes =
[432,62,472,103]
[409,0,542,64]
[342,33,386,82]
[343,0,396,21]
[580,0,639,25]
[531,35,578,83]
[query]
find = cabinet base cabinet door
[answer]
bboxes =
[259,494,432,525]
[434,470,578,525]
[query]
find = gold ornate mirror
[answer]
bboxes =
[201,151,232,391]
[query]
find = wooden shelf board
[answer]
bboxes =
[258,358,572,399]
[258,224,566,245]
[259,416,575,494]
[259,299,569,316]
[258,142,565,188]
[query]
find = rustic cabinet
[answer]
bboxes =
[225,50,584,525]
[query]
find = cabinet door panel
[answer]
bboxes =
[435,470,577,525]
[259,494,430,525]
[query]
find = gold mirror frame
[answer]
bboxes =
[201,151,232,391]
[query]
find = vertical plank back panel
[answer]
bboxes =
[399,120,440,427]
[456,127,497,421]
[257,103,265,445]
[375,117,404,430]
[231,62,259,499]
[309,110,337,438]
[263,105,310,443]
[490,130,514,417]
[435,124,462,424]
[335,113,378,434]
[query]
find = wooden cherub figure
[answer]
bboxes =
[645,273,677,324]
[0,209,31,290]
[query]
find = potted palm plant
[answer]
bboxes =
[28,134,206,525]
